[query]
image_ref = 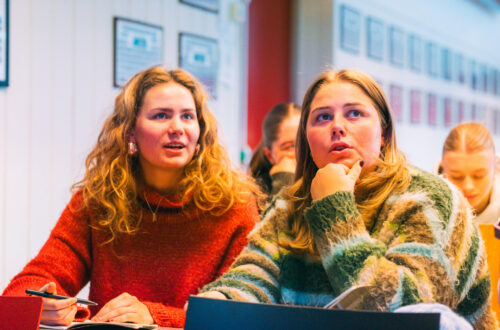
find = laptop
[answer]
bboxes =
[0,296,43,329]
[184,296,440,330]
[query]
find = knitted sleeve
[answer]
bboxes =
[199,198,287,304]
[305,172,497,329]
[2,191,92,319]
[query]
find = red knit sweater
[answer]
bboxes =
[2,188,259,327]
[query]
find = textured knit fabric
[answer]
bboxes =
[201,166,498,329]
[2,187,259,328]
[270,172,294,196]
[475,175,500,224]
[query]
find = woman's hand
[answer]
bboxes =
[184,291,227,313]
[91,292,153,324]
[269,156,296,175]
[39,282,78,326]
[310,160,363,201]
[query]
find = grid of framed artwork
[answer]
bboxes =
[339,4,500,134]
[339,4,500,97]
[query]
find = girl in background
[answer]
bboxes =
[250,103,300,199]
[2,67,261,328]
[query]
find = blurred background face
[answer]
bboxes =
[264,113,300,164]
[441,150,495,214]
[306,82,383,172]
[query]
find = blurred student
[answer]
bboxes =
[2,67,260,328]
[249,103,300,199]
[439,122,500,223]
[195,69,496,328]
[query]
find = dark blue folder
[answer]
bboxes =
[185,296,440,330]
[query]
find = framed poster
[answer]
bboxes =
[389,26,404,66]
[340,5,361,54]
[389,84,402,122]
[455,53,465,84]
[427,93,437,126]
[179,0,219,13]
[410,90,421,124]
[408,34,422,72]
[113,17,163,87]
[0,0,8,86]
[443,97,452,127]
[457,101,465,123]
[469,60,477,90]
[179,32,219,98]
[366,17,384,60]
[425,42,439,77]
[441,48,451,81]
[471,103,477,121]
[478,63,487,92]
[489,68,497,95]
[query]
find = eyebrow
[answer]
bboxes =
[311,102,365,112]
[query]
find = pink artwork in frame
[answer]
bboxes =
[410,90,421,124]
[444,98,452,127]
[390,85,403,122]
[427,93,437,126]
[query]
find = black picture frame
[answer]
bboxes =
[178,32,219,99]
[340,5,361,54]
[0,0,9,87]
[389,26,404,67]
[179,0,219,13]
[113,17,164,88]
[366,17,384,61]
[408,34,422,72]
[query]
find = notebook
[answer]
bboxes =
[184,296,440,330]
[0,296,43,330]
[39,320,158,329]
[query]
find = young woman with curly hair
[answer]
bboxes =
[2,67,261,328]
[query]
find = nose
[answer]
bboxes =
[331,116,346,138]
[167,117,183,136]
[462,176,475,194]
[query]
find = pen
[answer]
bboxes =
[25,289,98,306]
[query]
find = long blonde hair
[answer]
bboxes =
[283,69,411,253]
[73,66,261,243]
[442,122,495,155]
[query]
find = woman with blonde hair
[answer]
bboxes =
[440,122,500,224]
[196,69,496,328]
[2,67,261,328]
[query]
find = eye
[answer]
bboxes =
[181,112,195,120]
[450,176,464,181]
[316,113,332,122]
[347,110,362,118]
[473,174,486,180]
[152,112,168,119]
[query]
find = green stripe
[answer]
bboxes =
[401,274,423,306]
[280,254,332,294]
[455,232,479,295]
[456,276,491,317]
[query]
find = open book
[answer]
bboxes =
[324,285,373,310]
[39,320,158,329]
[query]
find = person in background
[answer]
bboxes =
[249,102,300,200]
[2,67,261,328]
[195,69,497,328]
[439,122,500,224]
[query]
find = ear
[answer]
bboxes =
[263,147,275,165]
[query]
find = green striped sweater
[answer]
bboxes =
[201,167,497,329]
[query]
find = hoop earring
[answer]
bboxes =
[128,141,138,156]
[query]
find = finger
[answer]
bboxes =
[109,312,140,324]
[60,305,78,326]
[42,305,75,323]
[43,297,77,311]
[97,306,136,322]
[93,293,135,321]
[39,282,57,294]
[347,160,363,182]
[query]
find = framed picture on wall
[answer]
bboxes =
[425,42,439,77]
[179,0,219,13]
[489,68,497,95]
[408,34,422,72]
[366,17,384,60]
[179,32,219,98]
[0,0,8,86]
[469,60,477,90]
[340,5,361,54]
[113,17,163,87]
[427,93,437,126]
[443,97,452,127]
[410,89,421,124]
[441,48,451,81]
[478,63,488,93]
[457,101,465,123]
[389,84,402,121]
[454,53,465,84]
[389,26,404,66]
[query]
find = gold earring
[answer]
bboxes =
[195,144,201,156]
[128,141,138,156]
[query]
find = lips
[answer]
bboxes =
[329,142,351,152]
[163,142,185,149]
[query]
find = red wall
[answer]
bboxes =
[247,0,291,149]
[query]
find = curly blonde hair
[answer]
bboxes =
[282,69,411,253]
[73,66,261,243]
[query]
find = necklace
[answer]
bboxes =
[143,193,165,222]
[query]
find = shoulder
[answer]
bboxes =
[248,194,292,237]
